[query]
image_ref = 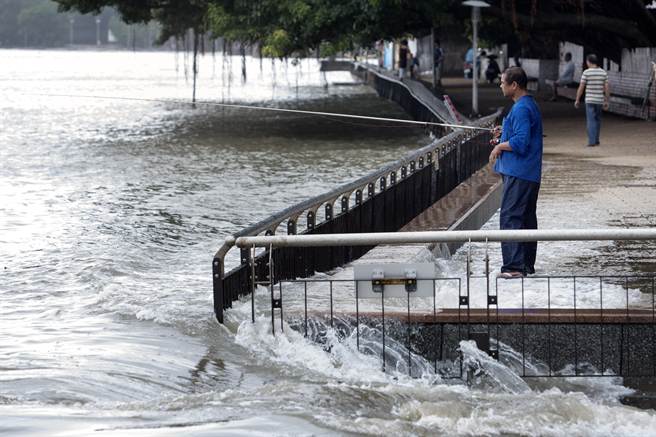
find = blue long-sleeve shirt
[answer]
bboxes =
[493,95,543,183]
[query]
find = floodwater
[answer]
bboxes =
[1,49,655,436]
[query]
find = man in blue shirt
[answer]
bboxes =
[489,67,543,278]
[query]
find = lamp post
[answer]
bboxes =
[462,0,490,116]
[95,17,101,46]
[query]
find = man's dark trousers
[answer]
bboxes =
[500,174,540,274]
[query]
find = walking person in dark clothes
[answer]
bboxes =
[398,39,409,80]
[489,67,544,279]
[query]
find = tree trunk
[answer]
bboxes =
[192,29,199,106]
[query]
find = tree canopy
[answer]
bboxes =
[53,0,656,62]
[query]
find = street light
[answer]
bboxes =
[462,0,490,116]
[95,17,101,46]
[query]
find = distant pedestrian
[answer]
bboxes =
[513,55,522,68]
[485,55,501,83]
[489,67,544,279]
[549,52,575,101]
[434,39,444,85]
[398,40,409,80]
[464,48,474,78]
[376,40,385,68]
[575,54,609,147]
[410,52,419,78]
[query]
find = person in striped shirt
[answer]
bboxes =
[575,54,610,147]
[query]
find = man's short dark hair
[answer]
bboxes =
[564,52,572,61]
[502,66,528,89]
[586,54,598,65]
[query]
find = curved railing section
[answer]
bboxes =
[212,110,500,323]
[351,63,454,138]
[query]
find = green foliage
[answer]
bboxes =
[43,0,656,62]
[262,29,292,57]
[203,0,442,57]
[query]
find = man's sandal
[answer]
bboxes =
[497,271,525,279]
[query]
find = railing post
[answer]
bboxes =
[325,202,334,271]
[212,257,224,323]
[305,211,316,276]
[352,189,363,258]
[288,219,300,280]
[340,196,350,264]
[251,245,257,323]
[239,247,252,304]
[378,176,387,232]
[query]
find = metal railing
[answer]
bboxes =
[212,112,499,323]
[351,63,454,138]
[233,229,656,378]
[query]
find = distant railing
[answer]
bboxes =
[351,63,454,137]
[212,111,499,323]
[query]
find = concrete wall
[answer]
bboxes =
[415,34,434,75]
[519,58,559,90]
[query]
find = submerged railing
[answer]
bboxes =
[212,112,498,323]
[233,228,656,378]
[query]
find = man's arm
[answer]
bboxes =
[575,80,586,108]
[603,79,610,110]
[489,107,531,162]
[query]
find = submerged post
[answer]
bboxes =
[212,256,225,324]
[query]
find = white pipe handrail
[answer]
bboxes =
[233,228,656,248]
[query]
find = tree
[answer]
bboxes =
[53,0,656,63]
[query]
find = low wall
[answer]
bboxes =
[290,313,656,380]
[519,58,559,90]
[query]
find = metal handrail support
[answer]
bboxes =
[234,228,656,248]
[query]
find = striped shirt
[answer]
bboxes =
[581,67,608,104]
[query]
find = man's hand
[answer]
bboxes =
[489,125,501,145]
[574,100,580,109]
[489,145,503,164]
[603,101,609,110]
